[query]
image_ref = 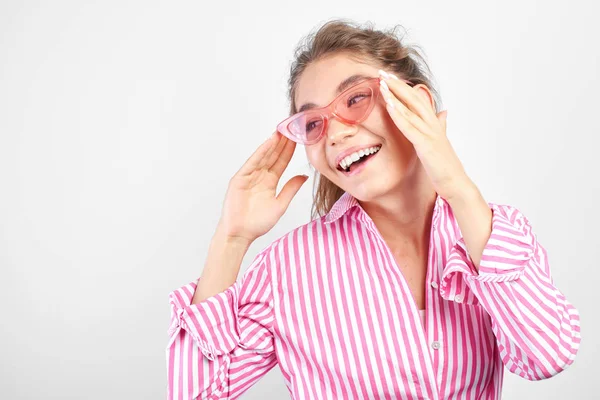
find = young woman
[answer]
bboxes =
[166,20,581,399]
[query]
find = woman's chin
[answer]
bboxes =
[325,165,404,202]
[344,177,397,202]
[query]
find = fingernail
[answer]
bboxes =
[378,69,391,79]
[385,97,395,108]
[380,85,392,101]
[379,80,390,92]
[389,73,400,80]
[381,90,392,102]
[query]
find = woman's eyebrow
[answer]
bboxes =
[297,74,371,113]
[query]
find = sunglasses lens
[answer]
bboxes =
[288,113,325,144]
[335,86,375,122]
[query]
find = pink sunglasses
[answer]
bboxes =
[277,76,414,145]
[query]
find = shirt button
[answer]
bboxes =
[431,341,441,350]
[454,294,463,303]
[430,281,438,289]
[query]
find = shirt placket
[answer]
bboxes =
[426,199,445,396]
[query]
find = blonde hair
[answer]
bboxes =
[287,19,442,220]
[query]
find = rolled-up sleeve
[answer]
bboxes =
[440,203,581,380]
[166,248,277,399]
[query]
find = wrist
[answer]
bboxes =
[194,222,253,303]
[214,222,254,251]
[446,177,479,207]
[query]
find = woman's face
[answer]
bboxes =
[294,53,435,202]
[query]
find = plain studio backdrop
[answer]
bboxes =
[1,1,598,399]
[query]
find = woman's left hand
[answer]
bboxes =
[378,70,474,202]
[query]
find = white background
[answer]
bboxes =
[1,1,598,399]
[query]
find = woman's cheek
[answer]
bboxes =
[306,147,328,171]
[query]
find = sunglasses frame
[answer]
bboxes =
[277,76,413,145]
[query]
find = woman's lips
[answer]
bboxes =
[338,149,380,177]
[334,143,382,167]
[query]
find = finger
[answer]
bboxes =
[236,132,278,176]
[238,130,287,176]
[381,74,431,113]
[263,131,291,170]
[269,135,297,177]
[381,84,433,139]
[384,101,424,146]
[380,74,438,127]
[276,174,309,213]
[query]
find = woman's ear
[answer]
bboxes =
[412,84,436,111]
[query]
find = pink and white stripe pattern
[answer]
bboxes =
[166,192,581,399]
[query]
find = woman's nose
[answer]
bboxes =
[326,118,358,146]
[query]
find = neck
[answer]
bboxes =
[358,161,437,256]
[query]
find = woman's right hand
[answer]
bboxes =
[217,131,309,245]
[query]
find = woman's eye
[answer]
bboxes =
[306,119,323,133]
[347,93,369,107]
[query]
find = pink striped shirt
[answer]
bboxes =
[166,192,581,399]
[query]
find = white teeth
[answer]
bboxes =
[338,145,381,171]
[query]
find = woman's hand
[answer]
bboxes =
[378,70,475,201]
[218,131,309,245]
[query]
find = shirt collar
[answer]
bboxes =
[324,191,445,225]
[324,191,358,224]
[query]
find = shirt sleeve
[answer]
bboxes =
[166,247,278,399]
[439,202,581,381]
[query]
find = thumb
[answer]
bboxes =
[276,174,309,213]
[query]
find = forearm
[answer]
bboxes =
[192,223,252,304]
[446,180,493,270]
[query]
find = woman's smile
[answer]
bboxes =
[335,144,382,177]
